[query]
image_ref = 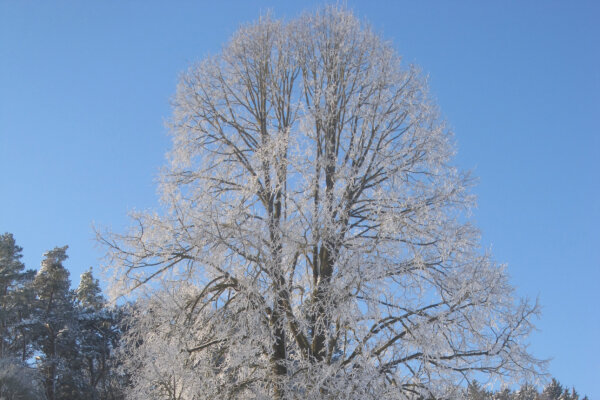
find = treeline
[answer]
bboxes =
[0,233,125,400]
[465,379,589,400]
[0,233,590,400]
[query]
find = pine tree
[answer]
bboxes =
[77,268,104,310]
[76,268,124,399]
[492,387,513,400]
[0,234,42,399]
[542,378,564,400]
[32,246,82,400]
[514,383,539,400]
[0,233,36,360]
[0,357,45,400]
[466,380,491,400]
[568,387,580,400]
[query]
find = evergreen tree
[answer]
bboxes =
[467,381,491,400]
[0,357,45,400]
[493,388,514,400]
[513,383,538,400]
[31,248,126,400]
[542,378,565,400]
[77,268,104,310]
[76,268,124,400]
[33,246,82,400]
[0,233,36,360]
[568,387,580,400]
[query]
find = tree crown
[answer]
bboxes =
[101,7,544,399]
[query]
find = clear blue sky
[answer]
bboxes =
[1,1,598,396]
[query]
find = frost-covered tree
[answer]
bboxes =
[0,357,46,400]
[32,246,82,400]
[466,381,491,400]
[0,234,42,399]
[77,268,104,310]
[75,268,125,400]
[0,233,36,361]
[493,388,515,400]
[459,379,588,400]
[117,287,205,400]
[101,7,544,399]
[513,383,538,400]
[541,379,564,400]
[538,378,585,400]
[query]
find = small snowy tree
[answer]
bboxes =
[101,7,543,399]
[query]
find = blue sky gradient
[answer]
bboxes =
[1,1,598,396]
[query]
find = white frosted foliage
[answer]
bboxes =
[100,7,543,400]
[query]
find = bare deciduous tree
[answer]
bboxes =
[100,7,543,399]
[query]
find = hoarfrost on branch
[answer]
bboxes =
[100,7,543,400]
